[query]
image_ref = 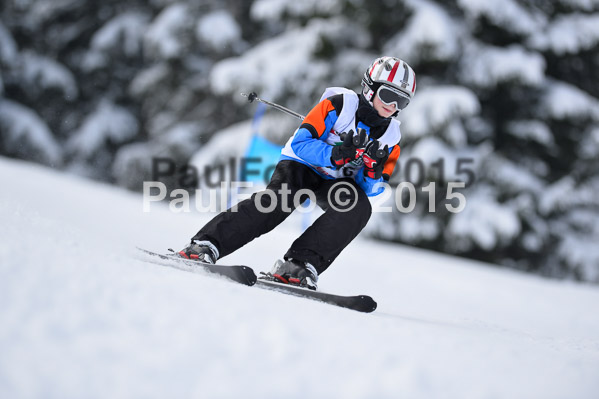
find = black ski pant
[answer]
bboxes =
[192,160,372,274]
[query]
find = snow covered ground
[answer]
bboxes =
[1,155,599,399]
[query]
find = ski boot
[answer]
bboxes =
[262,259,318,290]
[176,240,219,264]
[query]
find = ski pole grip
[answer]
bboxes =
[241,92,306,121]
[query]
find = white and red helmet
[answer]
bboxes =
[362,56,416,108]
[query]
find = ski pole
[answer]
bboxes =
[241,92,305,121]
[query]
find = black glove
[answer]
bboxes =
[362,140,389,179]
[330,129,367,169]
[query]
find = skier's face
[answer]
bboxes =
[372,94,397,118]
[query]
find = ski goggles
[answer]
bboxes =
[376,85,411,110]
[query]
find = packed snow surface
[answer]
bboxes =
[1,156,598,398]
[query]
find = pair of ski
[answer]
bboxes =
[136,248,377,313]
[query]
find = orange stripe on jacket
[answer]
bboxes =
[383,145,401,178]
[301,98,336,138]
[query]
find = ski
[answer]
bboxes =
[256,276,377,313]
[135,248,377,313]
[136,247,257,286]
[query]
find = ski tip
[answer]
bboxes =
[241,266,258,285]
[358,295,377,313]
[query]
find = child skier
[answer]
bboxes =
[178,56,416,290]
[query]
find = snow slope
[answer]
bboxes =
[1,156,598,399]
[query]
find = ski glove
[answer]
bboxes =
[330,129,367,169]
[362,140,389,179]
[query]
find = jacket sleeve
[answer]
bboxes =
[289,95,344,167]
[382,145,400,181]
[354,168,386,197]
